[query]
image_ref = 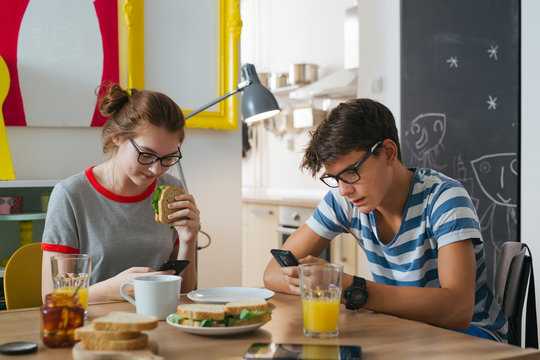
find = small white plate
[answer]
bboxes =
[166,314,267,336]
[187,287,275,303]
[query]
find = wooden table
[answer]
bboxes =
[0,292,539,359]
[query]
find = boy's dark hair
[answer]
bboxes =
[301,98,402,177]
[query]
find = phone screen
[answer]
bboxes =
[243,343,361,360]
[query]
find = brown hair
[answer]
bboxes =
[97,82,185,155]
[301,98,402,177]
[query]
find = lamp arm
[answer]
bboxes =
[184,80,251,120]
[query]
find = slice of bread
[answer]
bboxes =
[224,298,269,316]
[179,319,226,328]
[92,312,158,332]
[229,312,272,327]
[177,304,225,321]
[80,332,148,351]
[156,186,184,223]
[74,325,140,341]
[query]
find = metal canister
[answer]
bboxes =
[289,64,319,85]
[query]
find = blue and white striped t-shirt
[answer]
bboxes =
[306,168,508,342]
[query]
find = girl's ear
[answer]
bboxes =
[112,135,121,146]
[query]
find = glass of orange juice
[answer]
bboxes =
[299,263,343,338]
[50,254,92,315]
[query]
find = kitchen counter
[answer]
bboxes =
[242,188,325,209]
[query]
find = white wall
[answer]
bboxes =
[521,0,540,335]
[356,0,400,128]
[5,2,242,289]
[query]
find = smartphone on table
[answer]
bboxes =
[158,260,190,275]
[243,343,361,360]
[270,249,300,267]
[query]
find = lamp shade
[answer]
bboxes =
[241,64,280,123]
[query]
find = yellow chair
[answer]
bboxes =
[3,242,43,310]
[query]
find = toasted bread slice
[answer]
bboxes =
[92,312,158,332]
[80,333,148,351]
[156,186,185,223]
[224,298,269,316]
[177,304,225,321]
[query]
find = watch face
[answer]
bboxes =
[351,289,366,304]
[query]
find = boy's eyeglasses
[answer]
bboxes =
[129,138,182,167]
[320,141,382,188]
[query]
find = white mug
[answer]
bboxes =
[120,275,181,320]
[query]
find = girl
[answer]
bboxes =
[41,83,199,301]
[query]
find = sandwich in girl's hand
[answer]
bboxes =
[171,298,272,327]
[152,185,185,223]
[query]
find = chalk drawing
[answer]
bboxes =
[403,113,447,170]
[446,56,459,68]
[471,153,518,263]
[486,95,497,110]
[487,45,499,60]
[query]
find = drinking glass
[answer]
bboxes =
[50,254,92,314]
[299,263,343,338]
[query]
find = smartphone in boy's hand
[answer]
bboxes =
[270,249,300,267]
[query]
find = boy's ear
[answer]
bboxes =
[382,139,399,164]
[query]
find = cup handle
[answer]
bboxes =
[120,281,136,306]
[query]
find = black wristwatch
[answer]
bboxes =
[344,276,368,310]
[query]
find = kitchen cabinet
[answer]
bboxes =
[331,233,358,276]
[0,180,57,309]
[242,203,280,287]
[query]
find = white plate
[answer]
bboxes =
[166,314,267,336]
[187,287,275,303]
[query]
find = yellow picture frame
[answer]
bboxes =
[119,0,242,130]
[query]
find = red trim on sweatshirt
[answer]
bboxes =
[41,243,79,254]
[85,167,157,203]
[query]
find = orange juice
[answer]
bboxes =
[302,297,340,333]
[54,286,88,310]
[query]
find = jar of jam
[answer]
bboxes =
[40,293,84,348]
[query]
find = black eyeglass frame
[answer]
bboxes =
[128,138,182,167]
[320,141,382,188]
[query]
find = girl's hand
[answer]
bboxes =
[167,193,200,245]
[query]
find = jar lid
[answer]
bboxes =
[0,342,38,355]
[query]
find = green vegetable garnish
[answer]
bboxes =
[169,313,183,324]
[152,185,169,214]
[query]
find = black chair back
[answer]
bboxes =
[494,242,537,348]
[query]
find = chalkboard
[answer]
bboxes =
[401,0,520,286]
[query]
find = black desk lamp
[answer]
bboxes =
[177,63,280,191]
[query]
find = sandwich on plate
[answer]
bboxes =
[172,298,271,327]
[152,185,185,223]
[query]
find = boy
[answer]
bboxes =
[263,99,507,342]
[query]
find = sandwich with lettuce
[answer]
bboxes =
[171,298,272,327]
[152,185,185,223]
